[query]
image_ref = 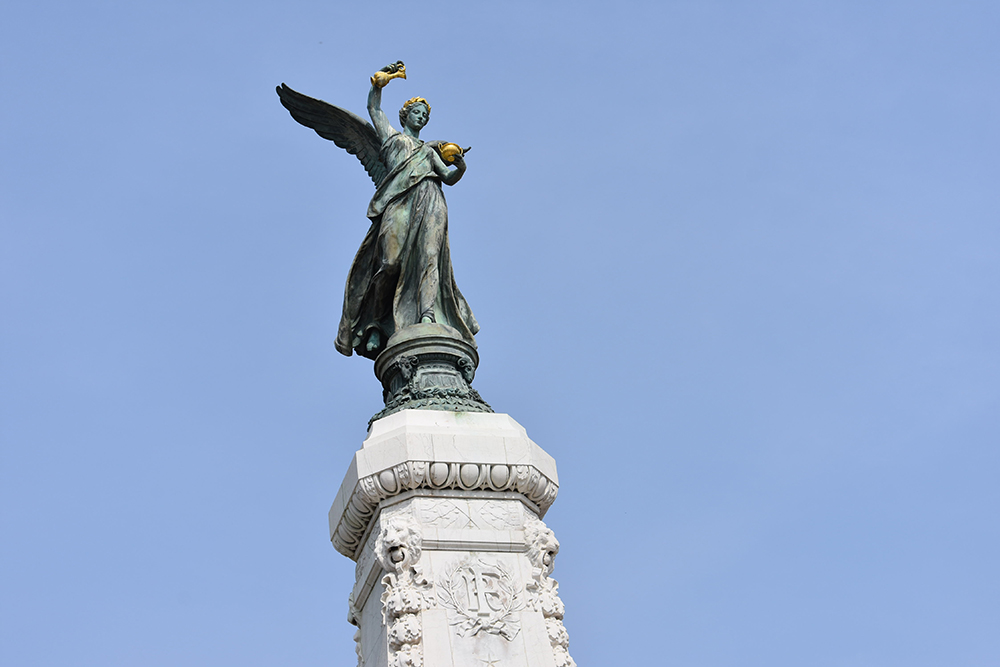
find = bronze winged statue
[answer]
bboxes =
[277,62,478,360]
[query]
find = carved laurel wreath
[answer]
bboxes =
[437,557,523,641]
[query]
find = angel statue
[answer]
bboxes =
[276,62,479,360]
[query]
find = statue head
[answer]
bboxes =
[399,97,431,131]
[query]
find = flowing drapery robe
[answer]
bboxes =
[335,129,479,359]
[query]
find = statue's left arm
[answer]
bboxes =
[431,151,466,186]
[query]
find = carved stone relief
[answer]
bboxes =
[477,500,521,530]
[347,589,363,667]
[418,499,475,529]
[415,498,521,532]
[437,555,524,641]
[374,514,435,667]
[355,526,378,588]
[524,517,575,667]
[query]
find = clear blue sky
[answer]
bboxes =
[2,2,998,665]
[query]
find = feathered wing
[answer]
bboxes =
[276,83,387,187]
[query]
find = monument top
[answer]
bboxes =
[277,63,490,424]
[277,62,477,361]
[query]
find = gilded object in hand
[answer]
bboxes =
[436,143,471,163]
[371,61,406,88]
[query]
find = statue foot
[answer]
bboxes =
[420,315,435,324]
[366,330,381,353]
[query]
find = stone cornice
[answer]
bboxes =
[329,411,559,559]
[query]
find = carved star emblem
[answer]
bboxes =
[478,652,502,667]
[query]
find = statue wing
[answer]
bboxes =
[276,83,387,187]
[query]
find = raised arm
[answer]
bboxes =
[367,84,394,142]
[368,62,406,142]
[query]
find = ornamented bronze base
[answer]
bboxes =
[370,323,493,426]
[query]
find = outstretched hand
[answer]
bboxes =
[371,61,406,89]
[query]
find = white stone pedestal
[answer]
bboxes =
[329,410,576,667]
